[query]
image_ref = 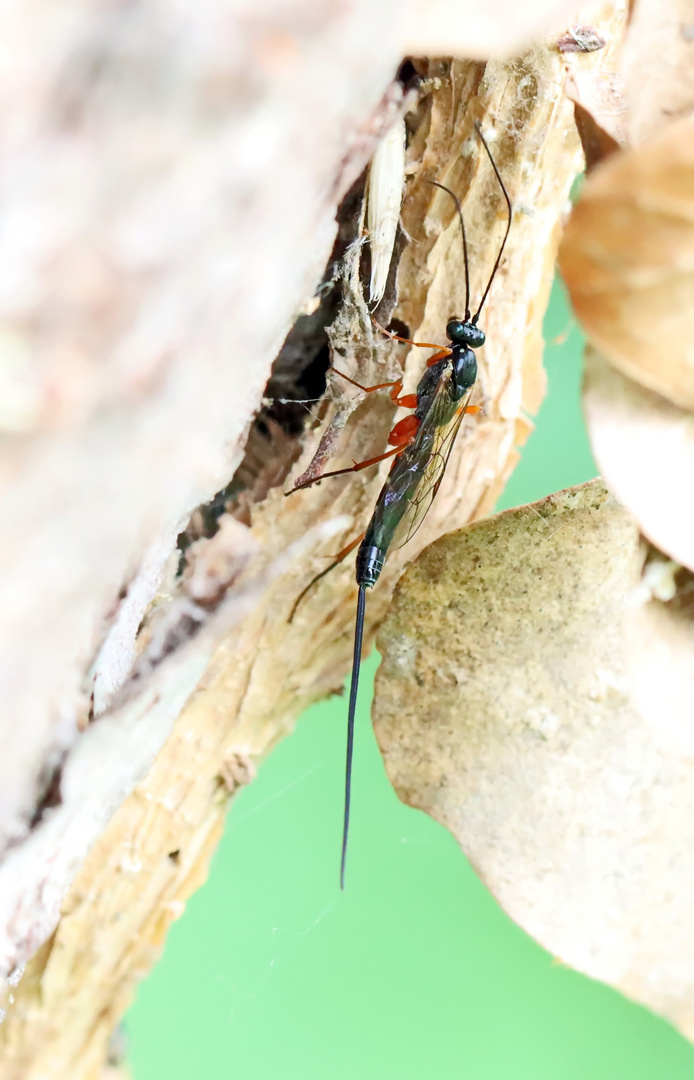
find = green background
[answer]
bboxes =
[126,282,694,1078]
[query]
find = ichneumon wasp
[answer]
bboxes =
[287,121,512,888]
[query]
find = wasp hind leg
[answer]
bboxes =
[288,531,366,623]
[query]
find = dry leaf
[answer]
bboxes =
[559,117,694,409]
[374,479,694,1040]
[623,552,694,759]
[583,348,694,571]
[620,0,694,145]
[563,71,627,167]
[558,2,628,168]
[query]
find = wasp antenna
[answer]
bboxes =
[472,121,512,324]
[426,179,470,322]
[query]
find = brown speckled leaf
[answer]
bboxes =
[374,479,694,1039]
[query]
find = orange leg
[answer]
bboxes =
[288,531,366,623]
[371,315,448,352]
[327,532,366,562]
[387,413,420,445]
[286,443,408,495]
[332,366,417,409]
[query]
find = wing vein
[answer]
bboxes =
[390,380,474,551]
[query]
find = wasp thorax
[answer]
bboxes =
[450,346,477,398]
[446,319,485,349]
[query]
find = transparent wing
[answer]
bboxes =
[390,382,474,551]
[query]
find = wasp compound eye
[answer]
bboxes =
[446,320,485,349]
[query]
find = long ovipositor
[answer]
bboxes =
[342,320,482,888]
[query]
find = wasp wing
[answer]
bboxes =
[389,380,474,552]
